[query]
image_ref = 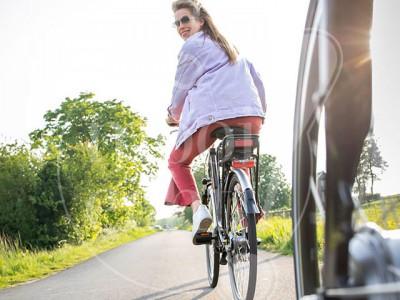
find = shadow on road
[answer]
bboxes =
[136,252,283,299]
[136,276,214,300]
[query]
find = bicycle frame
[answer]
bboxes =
[206,133,261,246]
[207,147,225,244]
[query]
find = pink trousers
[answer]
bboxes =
[164,116,263,207]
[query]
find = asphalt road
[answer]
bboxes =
[0,230,296,300]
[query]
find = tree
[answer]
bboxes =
[29,93,164,243]
[131,195,156,227]
[55,143,105,243]
[355,135,388,202]
[29,92,164,177]
[258,154,291,212]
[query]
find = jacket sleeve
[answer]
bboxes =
[167,48,205,120]
[248,60,267,114]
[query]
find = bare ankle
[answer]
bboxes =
[191,200,201,213]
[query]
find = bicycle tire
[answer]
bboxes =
[226,173,257,300]
[292,0,379,298]
[205,187,220,288]
[291,1,321,297]
[205,238,219,288]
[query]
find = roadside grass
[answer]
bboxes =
[0,226,155,290]
[257,195,399,257]
[257,217,293,255]
[360,199,400,230]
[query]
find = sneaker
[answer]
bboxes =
[192,204,212,245]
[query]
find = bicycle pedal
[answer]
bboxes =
[257,238,261,245]
[194,232,213,244]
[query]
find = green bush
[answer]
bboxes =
[0,143,41,246]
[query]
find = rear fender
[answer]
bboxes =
[230,169,260,215]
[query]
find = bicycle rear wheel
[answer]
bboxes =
[226,173,257,300]
[204,186,220,288]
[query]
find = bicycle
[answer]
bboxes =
[292,0,400,299]
[193,126,262,300]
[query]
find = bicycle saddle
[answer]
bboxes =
[210,127,248,140]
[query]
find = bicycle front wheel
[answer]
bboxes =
[292,0,377,298]
[226,173,257,300]
[205,237,219,288]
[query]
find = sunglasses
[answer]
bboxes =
[173,16,193,28]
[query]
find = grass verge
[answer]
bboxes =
[256,196,399,257]
[0,226,155,290]
[257,217,293,255]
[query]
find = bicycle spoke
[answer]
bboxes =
[227,173,257,300]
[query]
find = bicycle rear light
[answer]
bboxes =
[231,160,255,169]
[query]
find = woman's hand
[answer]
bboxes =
[166,116,179,127]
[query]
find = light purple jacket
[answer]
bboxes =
[168,31,267,148]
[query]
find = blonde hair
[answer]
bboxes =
[172,0,239,64]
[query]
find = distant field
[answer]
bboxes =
[359,195,400,230]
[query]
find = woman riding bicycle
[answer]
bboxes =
[165,0,267,244]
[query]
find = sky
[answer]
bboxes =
[0,0,399,219]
